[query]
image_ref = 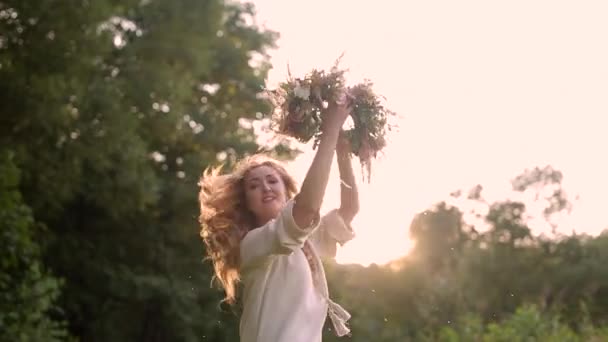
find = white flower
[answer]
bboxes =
[293,84,311,100]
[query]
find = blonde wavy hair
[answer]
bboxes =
[198,154,299,304]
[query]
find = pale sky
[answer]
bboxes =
[250,0,608,265]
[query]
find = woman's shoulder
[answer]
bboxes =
[240,247,297,277]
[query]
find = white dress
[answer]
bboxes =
[239,199,355,342]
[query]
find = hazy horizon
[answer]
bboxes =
[250,0,608,265]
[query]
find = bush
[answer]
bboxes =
[436,305,608,342]
[0,150,69,341]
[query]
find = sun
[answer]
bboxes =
[285,143,417,266]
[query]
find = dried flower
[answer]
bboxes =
[265,58,397,182]
[293,82,311,100]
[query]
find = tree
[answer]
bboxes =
[1,0,287,340]
[0,151,68,341]
[511,165,573,231]
[409,202,468,273]
[324,165,608,341]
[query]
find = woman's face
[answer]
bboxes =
[244,165,287,226]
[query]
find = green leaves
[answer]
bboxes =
[323,166,608,341]
[2,0,283,340]
[438,305,604,342]
[0,150,68,341]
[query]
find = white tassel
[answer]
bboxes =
[328,300,352,337]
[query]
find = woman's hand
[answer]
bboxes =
[321,92,351,135]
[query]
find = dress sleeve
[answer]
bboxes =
[309,209,356,260]
[240,198,320,270]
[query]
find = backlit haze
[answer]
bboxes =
[250,0,608,265]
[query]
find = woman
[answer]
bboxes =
[199,96,359,341]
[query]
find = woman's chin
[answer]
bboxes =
[263,199,281,209]
[256,200,284,222]
[266,207,281,218]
